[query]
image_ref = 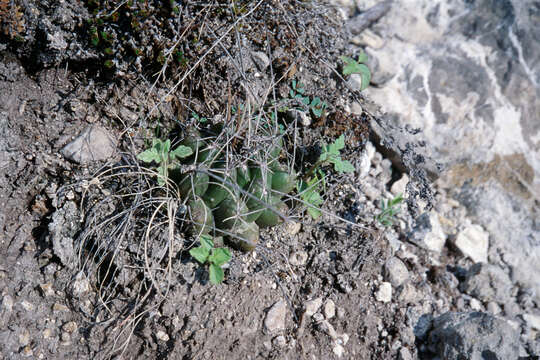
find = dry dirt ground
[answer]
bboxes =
[0,1,433,359]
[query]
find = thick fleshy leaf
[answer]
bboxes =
[188,197,214,235]
[271,170,297,193]
[227,221,259,252]
[209,263,224,284]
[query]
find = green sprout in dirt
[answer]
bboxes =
[189,234,231,284]
[340,51,371,91]
[137,138,193,185]
[376,193,404,226]
[191,111,208,123]
[298,134,355,219]
[289,79,327,118]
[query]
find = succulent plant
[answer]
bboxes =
[140,119,297,252]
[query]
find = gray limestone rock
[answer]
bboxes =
[384,257,409,287]
[355,0,540,303]
[264,300,287,334]
[461,263,513,304]
[428,312,520,360]
[453,224,489,263]
[48,201,80,269]
[61,126,116,164]
[407,212,446,253]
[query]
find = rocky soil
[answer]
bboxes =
[0,0,539,359]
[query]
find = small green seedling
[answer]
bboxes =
[317,134,355,173]
[192,111,207,123]
[376,194,404,226]
[299,134,355,219]
[289,79,309,104]
[309,97,327,118]
[189,234,232,284]
[289,80,327,118]
[137,138,193,185]
[340,52,371,91]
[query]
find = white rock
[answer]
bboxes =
[156,330,169,342]
[264,300,287,334]
[285,222,301,235]
[333,343,345,358]
[397,282,418,303]
[20,300,34,311]
[61,126,116,164]
[304,297,323,316]
[272,335,287,348]
[1,295,14,312]
[358,149,372,178]
[250,51,270,70]
[375,282,392,303]
[384,257,409,287]
[350,29,385,49]
[487,302,501,315]
[391,174,409,196]
[408,212,447,253]
[348,73,367,92]
[324,299,336,319]
[423,212,446,253]
[71,271,91,297]
[339,333,350,345]
[319,319,338,339]
[399,347,413,360]
[454,224,489,263]
[522,313,540,330]
[469,298,483,311]
[350,101,363,115]
[289,251,308,266]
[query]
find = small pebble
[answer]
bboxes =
[375,282,392,303]
[469,297,483,311]
[53,303,69,312]
[285,222,302,235]
[304,297,323,316]
[324,299,336,319]
[156,330,170,342]
[62,321,77,333]
[43,329,53,339]
[289,251,308,266]
[19,329,30,346]
[61,332,71,343]
[20,300,34,311]
[399,347,413,360]
[272,335,287,348]
[319,320,338,339]
[20,345,33,357]
[264,300,287,334]
[487,302,501,315]
[333,344,345,358]
[312,313,324,323]
[39,283,55,297]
